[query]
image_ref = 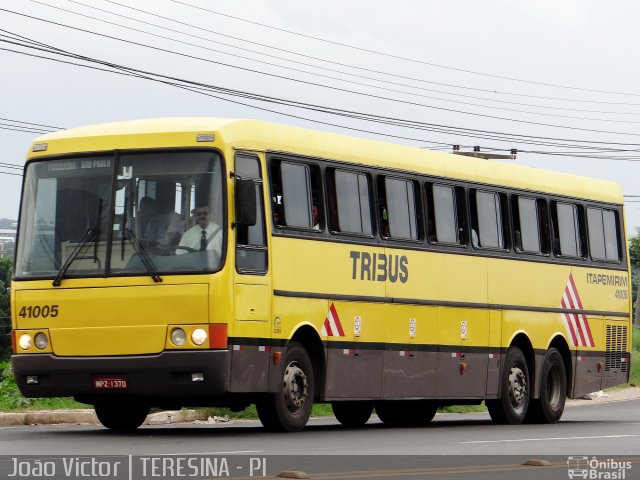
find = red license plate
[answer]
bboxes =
[93,375,128,389]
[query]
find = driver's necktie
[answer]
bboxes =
[200,229,207,251]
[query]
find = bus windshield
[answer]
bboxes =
[15,150,225,280]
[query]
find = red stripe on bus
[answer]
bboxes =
[561,297,579,346]
[329,303,345,337]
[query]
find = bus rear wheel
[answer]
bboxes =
[94,401,149,431]
[526,348,566,424]
[256,342,314,432]
[487,346,530,425]
[332,401,373,426]
[375,400,437,425]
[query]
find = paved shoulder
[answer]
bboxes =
[2,387,640,426]
[566,386,640,406]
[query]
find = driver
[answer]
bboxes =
[176,204,222,255]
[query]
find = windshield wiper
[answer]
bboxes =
[122,228,163,283]
[53,199,102,287]
[52,227,99,287]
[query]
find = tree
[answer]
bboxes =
[630,228,640,325]
[0,258,11,359]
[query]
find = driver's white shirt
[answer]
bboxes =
[177,221,222,254]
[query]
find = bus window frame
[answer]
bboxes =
[469,188,511,253]
[326,167,375,239]
[234,153,268,275]
[510,195,552,257]
[586,204,622,264]
[425,181,468,248]
[268,156,325,235]
[376,174,423,243]
[551,200,588,261]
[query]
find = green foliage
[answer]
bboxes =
[0,361,33,409]
[630,327,640,387]
[438,403,487,413]
[0,258,12,360]
[0,257,11,286]
[629,229,640,320]
[630,228,640,270]
[0,360,85,411]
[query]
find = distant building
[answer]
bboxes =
[0,228,16,259]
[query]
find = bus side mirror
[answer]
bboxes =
[234,177,257,227]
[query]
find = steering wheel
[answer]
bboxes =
[161,246,198,255]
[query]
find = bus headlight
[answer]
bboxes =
[34,332,49,350]
[18,334,33,350]
[170,328,186,346]
[191,328,207,346]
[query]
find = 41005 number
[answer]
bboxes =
[18,305,59,319]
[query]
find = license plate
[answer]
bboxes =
[93,375,128,389]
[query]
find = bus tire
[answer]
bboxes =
[332,401,373,426]
[256,341,314,432]
[488,347,530,425]
[94,402,149,431]
[375,401,437,425]
[526,348,566,424]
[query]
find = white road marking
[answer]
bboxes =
[459,434,640,444]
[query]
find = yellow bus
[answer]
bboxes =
[11,118,631,431]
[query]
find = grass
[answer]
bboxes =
[1,328,638,416]
[0,360,86,411]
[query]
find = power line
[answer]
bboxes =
[0,124,53,135]
[0,117,63,130]
[0,163,23,170]
[49,0,640,116]
[0,171,23,177]
[4,10,640,140]
[33,0,639,109]
[27,0,640,124]
[163,0,640,98]
[7,36,640,159]
[6,25,640,161]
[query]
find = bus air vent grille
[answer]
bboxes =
[605,325,627,373]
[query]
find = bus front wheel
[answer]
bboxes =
[332,401,373,426]
[487,346,530,425]
[94,402,149,431]
[256,342,314,432]
[526,348,567,424]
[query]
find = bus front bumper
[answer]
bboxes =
[11,350,231,399]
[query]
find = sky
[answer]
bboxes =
[2,0,640,235]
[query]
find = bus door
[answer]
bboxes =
[230,153,272,392]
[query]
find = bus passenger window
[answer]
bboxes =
[513,196,541,254]
[587,207,620,262]
[426,183,464,245]
[471,190,508,250]
[270,160,323,231]
[380,176,419,240]
[552,202,585,258]
[328,169,372,236]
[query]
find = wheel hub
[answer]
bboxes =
[283,362,308,412]
[508,366,527,410]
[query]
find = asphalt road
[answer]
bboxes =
[1,399,639,479]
